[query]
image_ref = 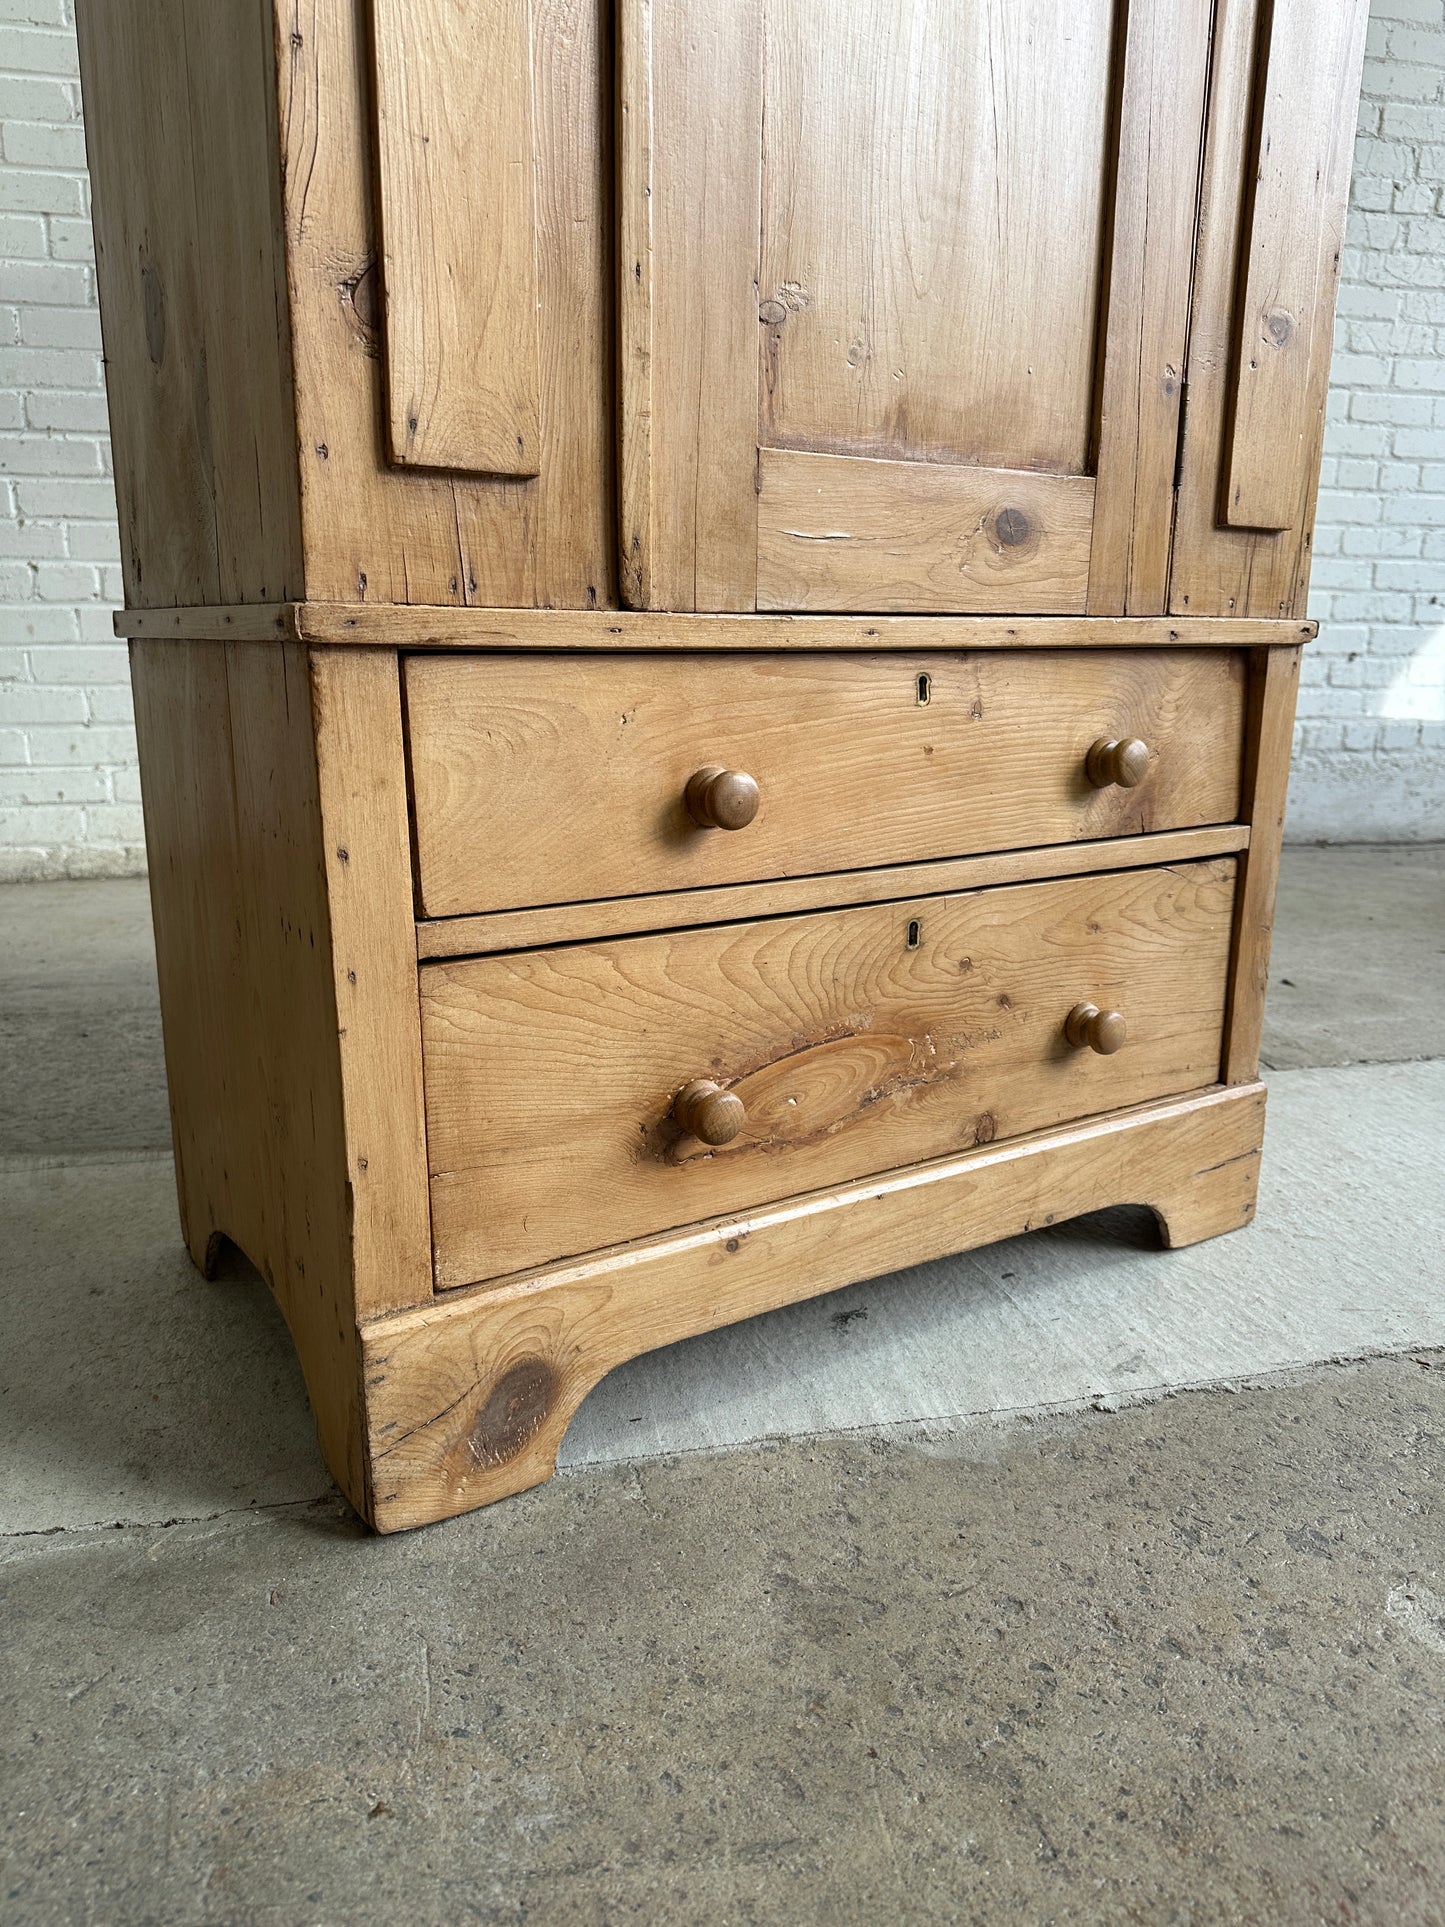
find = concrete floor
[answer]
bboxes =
[2,845,1444,1924]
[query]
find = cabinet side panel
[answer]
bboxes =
[76,0,303,607]
[131,638,366,1511]
[276,0,614,608]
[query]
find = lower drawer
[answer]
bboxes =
[420,858,1237,1287]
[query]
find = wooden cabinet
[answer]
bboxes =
[79,0,1365,1529]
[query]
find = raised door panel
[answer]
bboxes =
[371,0,541,476]
[276,0,613,607]
[1170,0,1370,618]
[621,0,1213,614]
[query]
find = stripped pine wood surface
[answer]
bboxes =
[1086,0,1212,615]
[402,649,1248,916]
[370,0,541,475]
[615,0,655,609]
[76,0,303,608]
[1223,646,1303,1083]
[276,0,613,606]
[756,0,1114,477]
[1223,0,1371,531]
[309,650,434,1318]
[114,606,1319,649]
[755,451,1095,615]
[414,824,1252,961]
[362,1083,1268,1529]
[1170,0,1370,617]
[420,860,1238,1284]
[130,638,368,1510]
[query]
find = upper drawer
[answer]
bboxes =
[404,650,1246,919]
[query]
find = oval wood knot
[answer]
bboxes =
[994,506,1031,547]
[1065,1002,1127,1056]
[470,1357,555,1467]
[672,1078,747,1146]
[684,765,760,831]
[1085,736,1150,789]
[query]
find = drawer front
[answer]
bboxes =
[404,650,1246,918]
[421,858,1237,1287]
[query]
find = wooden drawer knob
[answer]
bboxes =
[672,1078,746,1145]
[1085,737,1150,789]
[1065,1002,1127,1055]
[684,765,760,830]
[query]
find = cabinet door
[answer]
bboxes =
[1171,0,1370,619]
[619,0,1212,615]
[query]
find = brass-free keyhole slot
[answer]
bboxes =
[906,918,922,949]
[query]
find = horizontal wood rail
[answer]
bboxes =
[115,605,1317,650]
[415,825,1252,961]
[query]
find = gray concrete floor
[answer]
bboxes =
[2,845,1444,1925]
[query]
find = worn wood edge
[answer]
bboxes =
[310,649,435,1316]
[1222,644,1302,1082]
[115,604,1319,649]
[359,1081,1266,1530]
[415,824,1253,961]
[114,603,300,640]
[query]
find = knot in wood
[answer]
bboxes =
[470,1357,555,1467]
[994,506,1031,547]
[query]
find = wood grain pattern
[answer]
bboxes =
[370,0,540,475]
[76,0,303,607]
[757,0,1115,477]
[616,0,654,608]
[403,649,1247,917]
[1223,644,1301,1082]
[1087,0,1213,615]
[275,0,612,605]
[415,825,1252,961]
[363,1082,1267,1528]
[421,860,1238,1285]
[1223,0,1371,530]
[309,649,433,1317]
[130,638,367,1510]
[635,0,762,609]
[756,449,1095,614]
[1169,0,1366,616]
[114,603,1318,651]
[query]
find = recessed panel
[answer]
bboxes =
[759,0,1118,475]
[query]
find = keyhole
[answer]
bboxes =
[906,919,922,950]
[916,672,931,706]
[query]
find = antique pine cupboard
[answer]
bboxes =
[77,0,1368,1529]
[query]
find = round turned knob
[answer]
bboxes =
[1065,1002,1127,1055]
[684,765,760,831]
[672,1078,746,1145]
[1085,737,1150,790]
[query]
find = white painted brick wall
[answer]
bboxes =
[0,0,133,881]
[1292,0,1445,840]
[0,1,1441,874]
